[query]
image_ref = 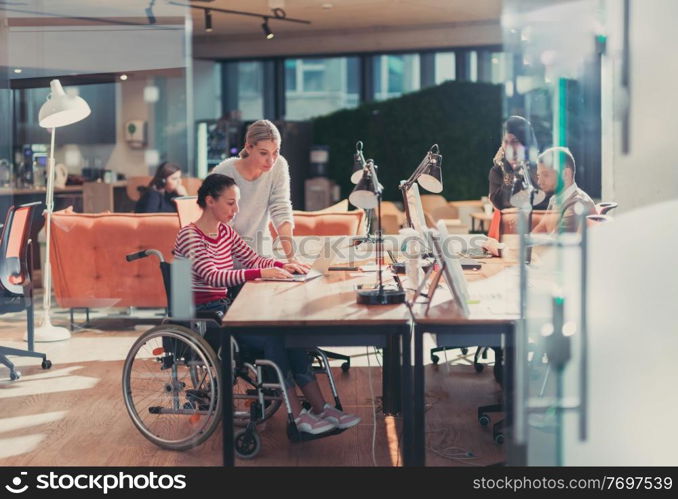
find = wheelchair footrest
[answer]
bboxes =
[286,423,345,442]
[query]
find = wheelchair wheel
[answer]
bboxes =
[232,372,282,427]
[234,429,261,459]
[122,325,222,451]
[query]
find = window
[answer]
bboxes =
[435,52,456,84]
[236,62,264,120]
[285,57,359,120]
[468,51,478,82]
[490,52,512,84]
[373,54,420,101]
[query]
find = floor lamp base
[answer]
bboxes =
[30,319,72,343]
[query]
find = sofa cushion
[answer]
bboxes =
[269,210,365,238]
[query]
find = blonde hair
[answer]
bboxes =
[239,119,282,158]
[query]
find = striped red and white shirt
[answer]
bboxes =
[174,222,284,304]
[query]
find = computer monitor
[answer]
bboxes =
[401,182,428,235]
[426,224,470,317]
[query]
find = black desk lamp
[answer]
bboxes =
[349,150,406,305]
[350,141,377,244]
[399,144,443,195]
[395,144,444,272]
[510,160,545,264]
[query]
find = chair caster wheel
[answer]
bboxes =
[473,362,485,373]
[431,355,439,365]
[341,362,350,372]
[461,348,468,355]
[479,414,490,426]
[234,430,261,459]
[42,359,52,370]
[10,370,21,381]
[494,433,505,445]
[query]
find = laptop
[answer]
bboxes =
[258,239,333,282]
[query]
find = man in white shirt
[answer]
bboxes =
[482,146,596,255]
[533,147,596,233]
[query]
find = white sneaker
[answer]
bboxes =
[294,408,337,435]
[317,403,361,430]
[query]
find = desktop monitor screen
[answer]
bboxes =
[402,182,428,235]
[426,224,470,317]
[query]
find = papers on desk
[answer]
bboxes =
[466,267,520,317]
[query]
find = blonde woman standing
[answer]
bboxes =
[211,120,308,269]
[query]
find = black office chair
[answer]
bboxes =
[477,346,504,444]
[0,201,52,381]
[596,201,618,215]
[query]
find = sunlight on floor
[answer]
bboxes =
[0,434,47,459]
[0,411,68,433]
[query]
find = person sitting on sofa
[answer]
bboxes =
[174,173,361,435]
[135,162,188,213]
[482,147,596,254]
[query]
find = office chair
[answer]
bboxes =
[173,195,202,227]
[596,201,618,215]
[0,201,52,381]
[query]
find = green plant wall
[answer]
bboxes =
[312,81,502,202]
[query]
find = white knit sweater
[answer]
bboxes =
[211,155,294,256]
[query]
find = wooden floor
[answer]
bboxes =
[0,320,505,467]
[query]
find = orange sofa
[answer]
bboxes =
[269,210,365,237]
[49,209,180,309]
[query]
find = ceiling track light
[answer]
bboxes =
[261,17,274,39]
[169,2,310,37]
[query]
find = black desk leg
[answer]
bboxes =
[401,325,413,466]
[382,335,402,415]
[505,339,527,465]
[221,329,234,467]
[413,325,425,465]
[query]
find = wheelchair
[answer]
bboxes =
[121,249,346,458]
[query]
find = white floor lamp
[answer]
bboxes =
[31,79,91,342]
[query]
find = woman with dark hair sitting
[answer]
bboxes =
[488,115,550,210]
[173,173,361,435]
[135,162,188,213]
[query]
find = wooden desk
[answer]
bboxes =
[408,259,519,465]
[221,269,413,466]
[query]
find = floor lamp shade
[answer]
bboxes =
[39,80,91,128]
[30,79,90,343]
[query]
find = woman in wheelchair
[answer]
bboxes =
[174,174,360,436]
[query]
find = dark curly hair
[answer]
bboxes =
[197,174,237,208]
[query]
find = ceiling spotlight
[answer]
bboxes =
[13,68,22,74]
[205,9,212,32]
[120,74,128,81]
[145,0,156,25]
[262,18,274,39]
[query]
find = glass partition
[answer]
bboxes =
[502,0,605,465]
[0,1,199,459]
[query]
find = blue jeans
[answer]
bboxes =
[196,299,315,389]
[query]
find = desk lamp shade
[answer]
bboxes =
[349,174,378,210]
[418,160,443,193]
[38,80,91,128]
